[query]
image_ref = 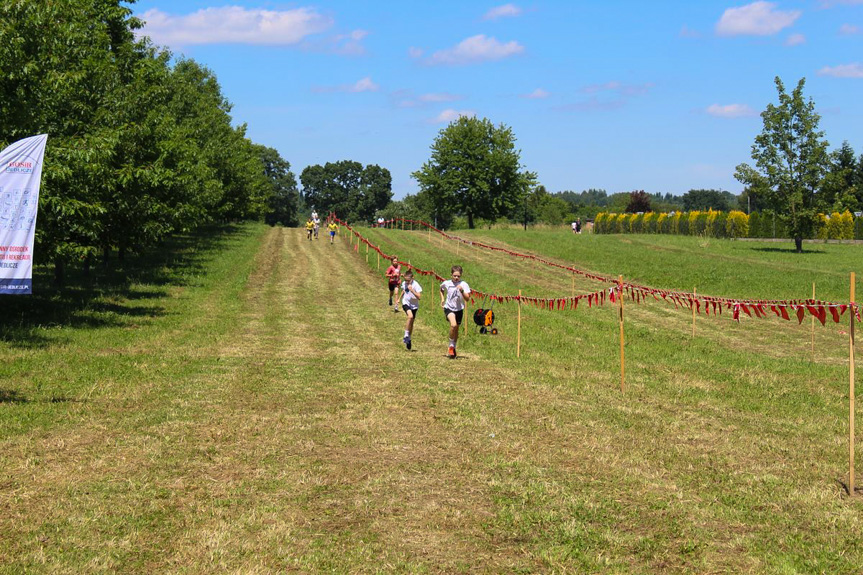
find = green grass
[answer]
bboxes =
[1,224,861,573]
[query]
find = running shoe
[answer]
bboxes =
[448,345,456,359]
[404,337,412,350]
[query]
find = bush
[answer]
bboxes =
[630,213,643,233]
[838,211,855,240]
[678,213,690,235]
[656,213,668,234]
[747,212,760,238]
[670,212,682,235]
[712,211,728,238]
[726,211,749,238]
[856,215,863,240]
[593,212,606,233]
[643,212,655,233]
[616,213,628,233]
[816,214,829,240]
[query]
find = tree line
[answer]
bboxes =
[5,0,857,274]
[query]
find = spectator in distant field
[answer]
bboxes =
[571,221,578,233]
[377,216,385,227]
[400,269,422,350]
[439,265,470,359]
[385,256,401,311]
[575,218,582,234]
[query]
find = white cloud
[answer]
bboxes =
[706,104,757,118]
[139,6,333,46]
[408,46,425,59]
[350,77,379,92]
[817,63,863,77]
[521,88,550,99]
[840,24,860,35]
[483,4,523,20]
[430,109,476,124]
[313,76,380,93]
[426,34,524,65]
[785,33,806,46]
[715,2,801,37]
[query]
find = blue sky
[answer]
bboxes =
[131,0,863,199]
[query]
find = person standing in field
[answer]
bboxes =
[439,265,470,359]
[327,221,338,244]
[400,269,422,350]
[575,218,582,234]
[385,256,401,311]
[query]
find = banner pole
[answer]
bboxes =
[812,282,816,363]
[692,287,697,338]
[619,275,625,393]
[851,272,856,496]
[517,290,522,359]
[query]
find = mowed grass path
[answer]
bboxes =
[1,224,861,573]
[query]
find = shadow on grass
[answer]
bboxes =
[0,223,251,349]
[750,247,827,255]
[0,389,28,404]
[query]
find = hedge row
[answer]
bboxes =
[594,210,863,240]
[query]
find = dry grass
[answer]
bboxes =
[1,224,862,573]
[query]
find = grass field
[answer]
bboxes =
[1,223,861,573]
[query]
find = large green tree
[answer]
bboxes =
[681,189,732,212]
[300,161,392,223]
[412,116,536,229]
[735,77,830,252]
[820,141,859,212]
[255,145,300,227]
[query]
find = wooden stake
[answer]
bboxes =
[377,252,380,270]
[517,290,522,358]
[851,272,856,496]
[812,282,816,363]
[619,275,625,393]
[692,287,697,338]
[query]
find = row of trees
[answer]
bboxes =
[1,0,300,281]
[595,209,863,240]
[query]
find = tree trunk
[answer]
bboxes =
[467,213,475,229]
[54,257,65,287]
[795,236,803,253]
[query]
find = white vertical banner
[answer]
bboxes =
[0,134,48,294]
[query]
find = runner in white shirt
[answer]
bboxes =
[400,270,422,350]
[439,265,470,359]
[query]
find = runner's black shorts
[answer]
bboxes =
[444,308,463,325]
[403,304,419,315]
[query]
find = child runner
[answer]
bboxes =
[385,256,401,311]
[439,265,470,359]
[327,221,338,243]
[305,218,314,241]
[400,269,422,350]
[312,212,320,240]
